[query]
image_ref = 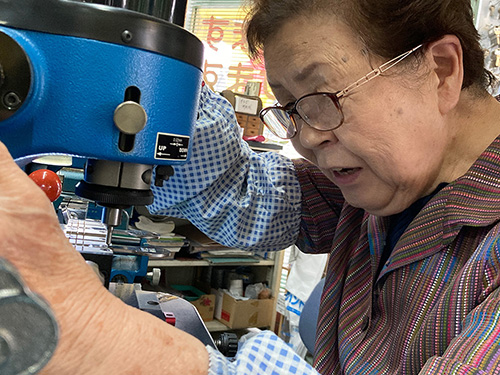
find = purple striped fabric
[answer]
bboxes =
[293,136,500,374]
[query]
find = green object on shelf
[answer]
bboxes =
[170,284,206,302]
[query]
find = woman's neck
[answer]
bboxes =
[441,91,500,182]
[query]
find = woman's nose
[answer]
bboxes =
[297,120,339,149]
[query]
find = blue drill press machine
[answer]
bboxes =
[0,0,203,240]
[0,2,237,373]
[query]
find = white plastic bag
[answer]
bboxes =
[286,248,327,302]
[279,247,327,358]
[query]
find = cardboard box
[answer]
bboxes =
[219,291,274,329]
[191,294,216,322]
[171,285,215,322]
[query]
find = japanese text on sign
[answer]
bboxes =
[190,10,276,106]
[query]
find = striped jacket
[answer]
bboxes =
[294,136,500,374]
[150,87,500,374]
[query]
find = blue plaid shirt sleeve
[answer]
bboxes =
[148,85,302,251]
[207,330,319,375]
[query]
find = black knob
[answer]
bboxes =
[215,332,238,357]
[154,165,174,187]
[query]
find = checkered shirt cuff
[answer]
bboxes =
[207,330,319,375]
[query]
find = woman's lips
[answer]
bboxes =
[334,168,358,175]
[331,167,362,185]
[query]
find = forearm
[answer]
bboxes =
[43,293,209,375]
[41,239,208,374]
[0,143,208,375]
[149,85,302,251]
[8,224,209,375]
[19,230,209,375]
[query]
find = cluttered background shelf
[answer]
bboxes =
[147,249,284,333]
[52,140,286,339]
[148,258,276,267]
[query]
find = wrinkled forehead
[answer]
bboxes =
[263,16,368,93]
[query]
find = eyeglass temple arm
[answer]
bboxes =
[336,44,423,98]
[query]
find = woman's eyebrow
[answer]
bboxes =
[293,62,330,82]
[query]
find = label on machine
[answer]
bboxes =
[154,133,190,160]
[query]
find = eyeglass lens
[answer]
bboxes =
[261,109,296,139]
[296,94,343,130]
[261,93,343,139]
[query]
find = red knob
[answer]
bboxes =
[29,169,62,202]
[164,312,176,326]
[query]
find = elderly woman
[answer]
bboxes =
[2,0,500,374]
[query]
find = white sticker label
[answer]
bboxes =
[234,96,259,115]
[155,133,190,160]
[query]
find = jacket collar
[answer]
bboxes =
[373,135,500,275]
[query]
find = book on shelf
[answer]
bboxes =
[198,249,255,258]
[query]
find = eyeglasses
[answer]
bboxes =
[260,44,423,139]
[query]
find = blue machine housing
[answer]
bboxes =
[0,1,203,167]
[110,254,150,284]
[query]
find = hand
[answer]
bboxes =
[0,142,209,374]
[0,142,117,373]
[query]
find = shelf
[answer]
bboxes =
[148,258,276,267]
[205,319,230,332]
[147,252,284,332]
[246,140,283,153]
[205,319,271,333]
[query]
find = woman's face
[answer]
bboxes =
[264,17,451,216]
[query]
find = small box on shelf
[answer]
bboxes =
[171,284,215,322]
[215,290,274,329]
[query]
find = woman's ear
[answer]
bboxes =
[425,35,464,115]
